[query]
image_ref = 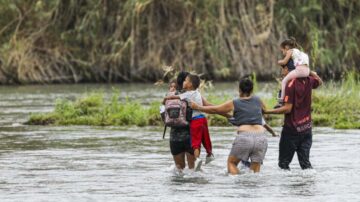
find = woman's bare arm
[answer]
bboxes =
[260,99,267,114]
[201,96,232,117]
[192,100,234,115]
[202,96,213,106]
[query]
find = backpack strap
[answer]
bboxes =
[162,126,167,139]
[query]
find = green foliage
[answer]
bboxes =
[2,0,359,84]
[312,72,360,129]
[27,72,360,129]
[275,0,360,77]
[27,91,163,127]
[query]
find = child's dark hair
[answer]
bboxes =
[187,74,201,89]
[280,37,299,49]
[176,71,190,90]
[239,76,253,95]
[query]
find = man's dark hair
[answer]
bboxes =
[176,71,190,91]
[239,76,253,95]
[187,74,201,89]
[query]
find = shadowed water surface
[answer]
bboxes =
[0,84,359,201]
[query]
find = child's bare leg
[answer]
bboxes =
[280,66,310,100]
[194,148,200,158]
[194,148,202,171]
[280,71,297,100]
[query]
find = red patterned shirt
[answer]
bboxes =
[284,76,320,133]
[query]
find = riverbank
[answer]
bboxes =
[1,1,360,84]
[27,74,360,129]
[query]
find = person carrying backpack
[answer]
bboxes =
[163,73,215,171]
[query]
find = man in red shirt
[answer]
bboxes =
[265,66,323,170]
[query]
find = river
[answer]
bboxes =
[0,84,359,201]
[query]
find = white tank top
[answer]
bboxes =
[291,48,309,66]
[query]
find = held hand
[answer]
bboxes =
[190,101,199,110]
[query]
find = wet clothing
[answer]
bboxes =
[279,76,320,170]
[283,76,320,133]
[230,131,268,163]
[190,117,212,155]
[279,127,312,170]
[231,96,263,126]
[169,90,194,156]
[170,126,193,155]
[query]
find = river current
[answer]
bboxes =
[0,84,359,201]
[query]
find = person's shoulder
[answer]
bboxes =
[251,95,261,101]
[253,95,264,105]
[286,78,297,88]
[308,75,316,81]
[193,89,202,96]
[181,90,191,94]
[308,75,320,86]
[301,76,315,83]
[294,76,317,87]
[232,97,240,104]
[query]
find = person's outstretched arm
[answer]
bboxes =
[191,100,234,115]
[264,103,293,114]
[202,96,213,106]
[201,96,232,117]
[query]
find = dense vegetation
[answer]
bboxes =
[0,0,359,84]
[27,72,360,129]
